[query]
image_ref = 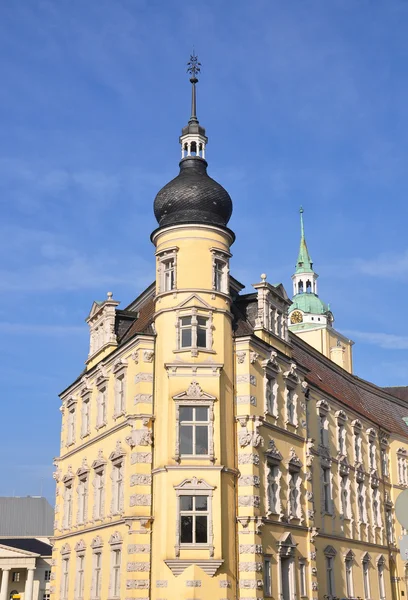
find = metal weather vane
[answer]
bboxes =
[187,52,201,80]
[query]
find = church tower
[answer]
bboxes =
[149,53,238,597]
[288,208,354,373]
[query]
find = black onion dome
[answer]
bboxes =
[153,157,233,228]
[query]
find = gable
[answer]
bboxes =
[0,544,39,558]
[177,294,212,310]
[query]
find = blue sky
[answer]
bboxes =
[1,0,408,501]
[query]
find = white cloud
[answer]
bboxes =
[344,329,408,350]
[355,251,408,280]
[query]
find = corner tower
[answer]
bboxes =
[288,208,354,373]
[150,54,238,598]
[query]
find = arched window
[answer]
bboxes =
[298,280,304,294]
[306,280,312,293]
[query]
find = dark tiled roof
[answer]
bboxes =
[383,387,408,402]
[232,295,408,438]
[0,538,52,556]
[118,295,155,345]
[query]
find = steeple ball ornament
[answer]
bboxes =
[153,54,233,231]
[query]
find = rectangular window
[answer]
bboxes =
[162,258,175,291]
[112,549,121,598]
[61,557,69,600]
[76,554,85,599]
[114,375,126,417]
[363,560,370,599]
[340,474,349,517]
[326,556,335,596]
[322,466,331,513]
[94,469,105,519]
[179,406,209,456]
[386,509,393,543]
[264,556,272,596]
[67,406,76,445]
[64,484,73,529]
[112,462,123,514]
[12,572,20,582]
[345,559,354,597]
[358,482,365,522]
[179,315,209,349]
[97,388,106,428]
[180,495,208,544]
[299,560,307,596]
[43,594,50,600]
[289,472,299,517]
[372,487,380,526]
[381,448,389,477]
[286,388,295,424]
[81,398,90,437]
[354,431,361,462]
[77,477,88,524]
[378,563,385,599]
[93,551,102,599]
[214,258,226,292]
[338,422,345,454]
[44,570,51,581]
[320,415,328,447]
[267,464,280,514]
[266,376,277,416]
[369,440,376,470]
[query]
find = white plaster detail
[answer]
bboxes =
[238,453,260,465]
[128,544,150,554]
[130,473,152,486]
[127,562,150,572]
[135,373,153,383]
[134,393,153,405]
[131,452,152,464]
[130,494,152,507]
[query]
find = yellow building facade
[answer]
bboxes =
[51,59,408,600]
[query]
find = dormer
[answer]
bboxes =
[253,274,291,342]
[86,292,120,368]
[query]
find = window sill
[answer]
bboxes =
[179,455,214,461]
[174,348,216,355]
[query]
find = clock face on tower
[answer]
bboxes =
[290,310,303,324]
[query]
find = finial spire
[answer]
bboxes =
[187,51,201,124]
[300,206,305,239]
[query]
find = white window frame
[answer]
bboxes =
[362,553,371,600]
[44,570,51,582]
[173,383,216,462]
[63,478,73,530]
[12,572,20,582]
[385,506,394,544]
[74,541,86,600]
[371,483,381,528]
[345,551,355,598]
[335,410,347,455]
[321,460,333,515]
[397,448,408,485]
[352,419,363,463]
[76,470,89,526]
[381,445,389,477]
[285,385,297,426]
[80,392,91,439]
[377,556,386,600]
[174,477,215,557]
[157,246,178,293]
[66,398,77,446]
[367,428,377,471]
[176,308,213,356]
[287,453,302,521]
[178,405,211,458]
[267,462,281,516]
[264,555,272,597]
[96,384,108,430]
[60,545,71,600]
[90,536,103,600]
[111,460,124,516]
[108,532,122,600]
[92,454,107,521]
[299,558,307,597]
[339,463,351,519]
[324,546,336,598]
[211,247,230,294]
[113,361,127,419]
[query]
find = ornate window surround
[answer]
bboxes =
[156,245,178,294]
[265,439,283,518]
[108,532,122,600]
[344,549,355,599]
[90,536,103,600]
[174,477,215,558]
[76,461,89,526]
[175,306,214,357]
[92,451,107,521]
[352,419,363,465]
[338,457,351,520]
[380,433,390,478]
[95,368,109,430]
[80,386,91,439]
[109,442,126,517]
[283,364,299,428]
[74,540,86,600]
[262,353,281,419]
[287,449,302,522]
[324,545,337,599]
[112,359,128,420]
[317,400,330,449]
[210,247,230,294]
[173,381,216,462]
[66,397,77,447]
[62,469,74,530]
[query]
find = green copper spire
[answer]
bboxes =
[295,207,314,274]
